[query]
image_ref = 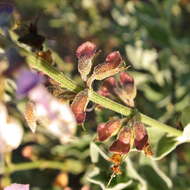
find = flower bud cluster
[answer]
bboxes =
[76,41,128,88]
[96,116,153,174]
[72,42,129,124]
[98,72,136,107]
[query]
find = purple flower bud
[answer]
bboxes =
[16,70,43,97]
[97,119,120,141]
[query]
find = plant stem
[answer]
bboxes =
[0,33,183,137]
[26,52,182,137]
[4,160,83,174]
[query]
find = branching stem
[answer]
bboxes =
[26,51,182,137]
[0,33,183,137]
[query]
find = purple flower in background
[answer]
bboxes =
[0,2,14,29]
[4,48,25,76]
[16,70,43,97]
[0,2,13,14]
[4,184,29,190]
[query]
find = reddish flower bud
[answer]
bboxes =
[71,89,89,124]
[93,51,123,77]
[120,72,134,85]
[106,51,123,66]
[97,77,116,97]
[76,41,96,81]
[97,119,121,141]
[109,127,131,154]
[115,72,136,107]
[87,51,127,88]
[134,122,148,150]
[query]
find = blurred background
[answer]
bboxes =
[1,0,190,189]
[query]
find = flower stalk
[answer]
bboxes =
[26,49,182,137]
[0,33,183,137]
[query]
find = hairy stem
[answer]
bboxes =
[0,33,182,136]
[4,160,83,174]
[26,52,182,137]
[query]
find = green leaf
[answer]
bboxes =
[154,134,179,160]
[147,127,179,160]
[86,166,133,190]
[180,106,190,126]
[126,159,147,190]
[90,142,109,163]
[139,156,172,189]
[139,164,171,190]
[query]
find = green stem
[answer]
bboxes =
[4,160,83,174]
[0,34,183,137]
[26,52,182,137]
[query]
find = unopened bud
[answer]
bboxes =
[109,127,131,154]
[87,51,127,88]
[71,89,89,124]
[76,41,96,81]
[115,72,136,107]
[97,77,116,97]
[134,122,148,151]
[97,119,121,141]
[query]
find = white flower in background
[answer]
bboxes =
[25,85,76,143]
[16,70,77,143]
[45,100,76,143]
[0,103,23,153]
[4,183,29,190]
